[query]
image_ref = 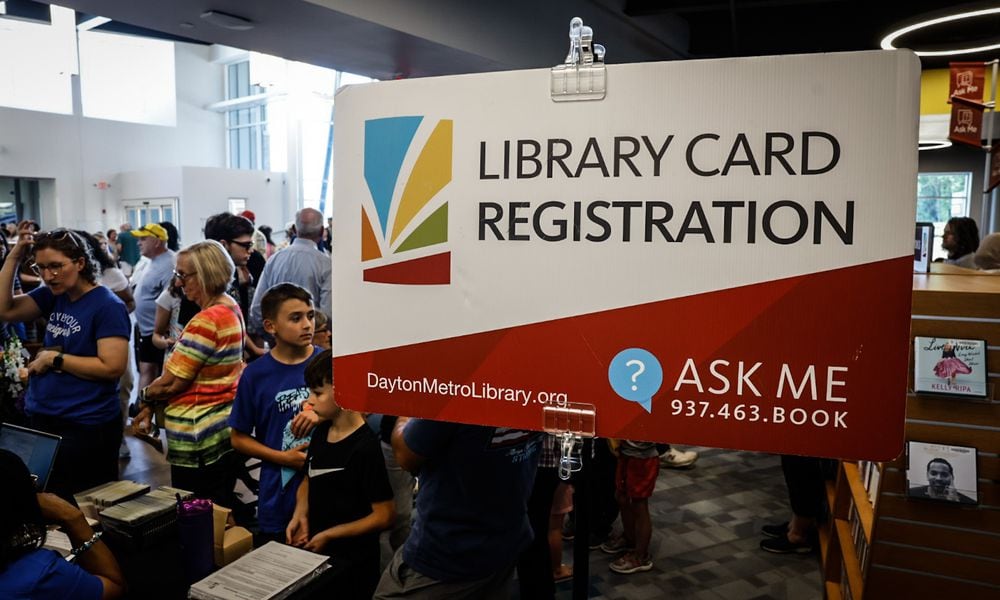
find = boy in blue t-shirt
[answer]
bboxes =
[229,283,322,543]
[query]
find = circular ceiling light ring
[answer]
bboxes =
[918,140,953,151]
[880,6,1000,56]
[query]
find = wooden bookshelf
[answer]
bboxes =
[842,462,873,542]
[822,274,1000,600]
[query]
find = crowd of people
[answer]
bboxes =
[0,210,997,599]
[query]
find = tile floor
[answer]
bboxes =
[120,438,823,599]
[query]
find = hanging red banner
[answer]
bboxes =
[949,62,985,103]
[989,145,1000,193]
[948,96,984,149]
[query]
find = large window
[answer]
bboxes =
[0,6,76,114]
[79,30,176,125]
[916,172,972,254]
[225,60,269,170]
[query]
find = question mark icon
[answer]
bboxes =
[609,348,663,414]
[626,359,645,391]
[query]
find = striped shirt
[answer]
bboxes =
[163,303,244,468]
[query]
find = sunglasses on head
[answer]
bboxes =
[37,228,85,251]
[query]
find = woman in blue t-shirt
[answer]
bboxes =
[0,449,125,599]
[0,222,131,499]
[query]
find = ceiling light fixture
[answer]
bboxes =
[918,140,953,151]
[880,7,1000,56]
[200,10,254,31]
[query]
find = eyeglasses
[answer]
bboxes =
[31,261,70,276]
[228,240,253,251]
[173,270,193,281]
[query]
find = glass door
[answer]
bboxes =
[122,198,179,232]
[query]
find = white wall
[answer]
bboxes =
[180,166,287,244]
[114,165,287,245]
[0,42,226,233]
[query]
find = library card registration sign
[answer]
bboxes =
[332,50,920,461]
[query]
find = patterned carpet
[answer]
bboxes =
[121,437,823,599]
[546,447,824,600]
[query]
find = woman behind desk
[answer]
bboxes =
[0,449,125,599]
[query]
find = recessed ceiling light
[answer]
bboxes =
[919,140,953,151]
[881,7,1000,56]
[200,10,254,31]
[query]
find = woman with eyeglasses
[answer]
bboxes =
[134,240,245,507]
[0,221,131,499]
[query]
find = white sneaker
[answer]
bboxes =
[659,447,697,469]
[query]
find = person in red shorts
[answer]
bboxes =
[605,439,658,574]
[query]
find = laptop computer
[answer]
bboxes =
[0,423,62,491]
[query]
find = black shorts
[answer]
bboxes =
[138,333,165,364]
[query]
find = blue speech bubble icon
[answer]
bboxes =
[608,348,663,413]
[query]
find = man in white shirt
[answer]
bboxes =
[249,208,331,336]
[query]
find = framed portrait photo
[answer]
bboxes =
[913,337,988,397]
[906,441,978,505]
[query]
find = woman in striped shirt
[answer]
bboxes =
[135,240,245,506]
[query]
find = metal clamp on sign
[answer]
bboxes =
[543,402,597,480]
[551,17,606,102]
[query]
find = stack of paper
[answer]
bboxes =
[42,529,73,558]
[189,542,329,600]
[74,480,149,509]
[100,494,175,526]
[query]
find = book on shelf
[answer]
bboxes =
[906,441,979,505]
[867,465,880,507]
[913,337,988,397]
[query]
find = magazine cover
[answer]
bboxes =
[913,337,988,397]
[906,441,978,505]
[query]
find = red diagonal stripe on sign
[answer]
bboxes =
[339,256,912,461]
[363,252,451,285]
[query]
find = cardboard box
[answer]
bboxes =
[214,526,253,567]
[212,505,232,548]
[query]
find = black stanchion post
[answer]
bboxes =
[571,437,592,600]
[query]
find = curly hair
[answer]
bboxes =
[0,449,46,569]
[75,230,117,272]
[31,229,98,285]
[945,217,979,260]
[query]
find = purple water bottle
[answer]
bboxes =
[176,497,215,585]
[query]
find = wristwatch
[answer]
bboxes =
[52,353,64,372]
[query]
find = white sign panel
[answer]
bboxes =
[333,51,919,460]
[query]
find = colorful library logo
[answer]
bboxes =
[361,116,452,285]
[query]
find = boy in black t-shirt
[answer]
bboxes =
[286,350,395,599]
